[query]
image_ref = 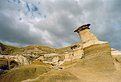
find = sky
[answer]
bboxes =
[0,0,121,49]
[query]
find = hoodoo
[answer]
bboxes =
[74,24,115,71]
[74,24,98,43]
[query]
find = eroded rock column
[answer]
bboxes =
[74,24,98,43]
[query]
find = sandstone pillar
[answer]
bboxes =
[74,24,98,43]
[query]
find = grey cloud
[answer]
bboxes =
[0,12,52,46]
[0,0,121,49]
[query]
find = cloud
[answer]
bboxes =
[0,0,121,49]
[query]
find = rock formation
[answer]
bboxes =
[1,24,121,82]
[33,24,115,72]
[0,24,118,71]
[74,24,115,71]
[0,55,29,65]
[74,24,98,43]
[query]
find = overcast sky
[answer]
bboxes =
[0,0,121,49]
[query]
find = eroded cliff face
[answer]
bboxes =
[83,42,114,71]
[0,55,29,65]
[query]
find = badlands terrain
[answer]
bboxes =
[0,24,121,82]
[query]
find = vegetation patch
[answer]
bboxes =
[0,65,51,82]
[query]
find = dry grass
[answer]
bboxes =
[0,42,71,55]
[0,42,18,55]
[0,65,51,82]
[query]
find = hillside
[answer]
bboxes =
[0,64,51,82]
[0,43,18,55]
[0,43,72,55]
